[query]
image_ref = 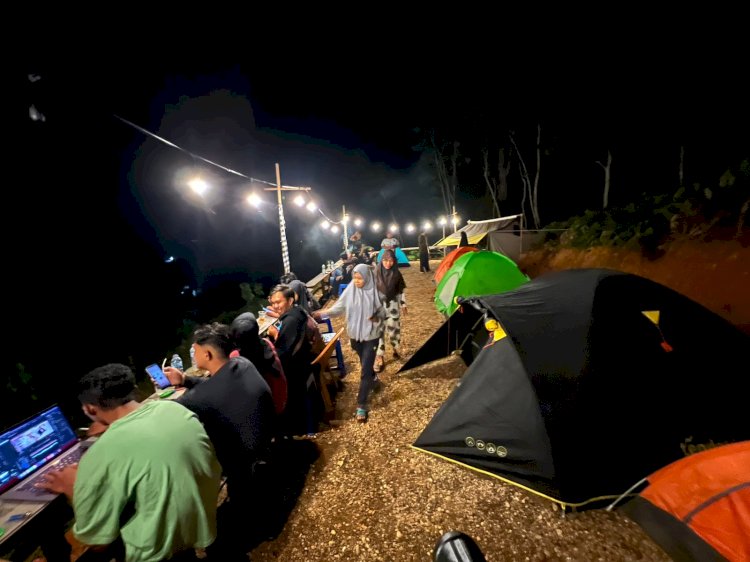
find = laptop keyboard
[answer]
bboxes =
[16,448,84,494]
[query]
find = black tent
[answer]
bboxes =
[412,269,750,509]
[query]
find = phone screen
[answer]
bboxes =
[145,364,172,389]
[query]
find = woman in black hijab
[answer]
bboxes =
[373,249,407,372]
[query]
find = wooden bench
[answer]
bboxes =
[311,327,344,420]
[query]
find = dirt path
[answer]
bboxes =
[249,262,669,561]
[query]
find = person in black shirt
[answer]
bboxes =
[266,284,318,436]
[164,322,275,559]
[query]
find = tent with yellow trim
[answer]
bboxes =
[413,268,750,510]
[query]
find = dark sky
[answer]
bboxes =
[9,39,747,425]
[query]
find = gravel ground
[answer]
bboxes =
[248,262,669,562]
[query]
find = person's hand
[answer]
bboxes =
[87,420,108,437]
[267,325,279,339]
[311,311,322,322]
[163,366,185,386]
[37,464,78,499]
[401,305,408,316]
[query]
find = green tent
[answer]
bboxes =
[434,250,529,316]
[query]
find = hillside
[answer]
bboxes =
[517,237,750,334]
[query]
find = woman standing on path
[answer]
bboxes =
[373,249,407,373]
[313,264,384,423]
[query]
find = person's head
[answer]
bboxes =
[229,312,262,360]
[288,280,310,311]
[386,231,393,239]
[269,284,295,316]
[381,249,396,270]
[352,263,372,289]
[459,231,469,246]
[279,272,297,285]
[192,322,233,373]
[78,363,137,420]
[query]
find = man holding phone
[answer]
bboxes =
[162,322,276,560]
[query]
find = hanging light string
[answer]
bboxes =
[115,114,457,234]
[115,115,306,190]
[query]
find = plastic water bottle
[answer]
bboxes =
[170,353,184,371]
[189,346,196,369]
[322,264,326,274]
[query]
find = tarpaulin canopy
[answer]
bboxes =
[435,215,522,247]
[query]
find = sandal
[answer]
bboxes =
[373,356,384,373]
[355,408,368,423]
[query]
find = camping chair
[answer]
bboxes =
[311,327,344,421]
[317,316,346,375]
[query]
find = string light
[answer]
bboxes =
[114,116,465,244]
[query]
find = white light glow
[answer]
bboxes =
[188,178,209,196]
[331,225,340,234]
[371,222,381,232]
[406,223,415,233]
[451,216,460,225]
[306,201,318,212]
[438,216,447,226]
[293,194,305,206]
[388,224,399,232]
[321,220,330,229]
[422,222,433,231]
[247,193,262,208]
[354,218,363,227]
[342,215,349,224]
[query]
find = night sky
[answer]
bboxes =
[9,40,747,426]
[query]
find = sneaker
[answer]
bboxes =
[355,408,368,423]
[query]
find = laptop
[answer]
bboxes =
[0,404,94,502]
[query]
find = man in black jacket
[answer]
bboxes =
[266,284,316,436]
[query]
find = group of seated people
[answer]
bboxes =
[36,280,337,562]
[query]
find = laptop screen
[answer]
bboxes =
[0,405,78,495]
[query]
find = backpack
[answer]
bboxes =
[261,337,288,415]
[305,313,325,358]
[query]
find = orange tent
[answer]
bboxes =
[433,246,478,284]
[624,441,750,562]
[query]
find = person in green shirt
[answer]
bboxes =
[40,363,221,562]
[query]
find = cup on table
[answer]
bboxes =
[258,310,267,322]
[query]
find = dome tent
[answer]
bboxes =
[434,251,528,317]
[414,269,750,509]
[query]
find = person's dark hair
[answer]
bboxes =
[269,284,295,301]
[193,322,234,358]
[279,272,297,285]
[230,313,265,364]
[78,363,137,409]
[459,231,469,247]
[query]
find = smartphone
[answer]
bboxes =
[145,363,172,389]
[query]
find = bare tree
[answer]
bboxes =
[428,130,459,215]
[510,127,542,228]
[482,146,513,218]
[531,124,542,228]
[596,150,613,209]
